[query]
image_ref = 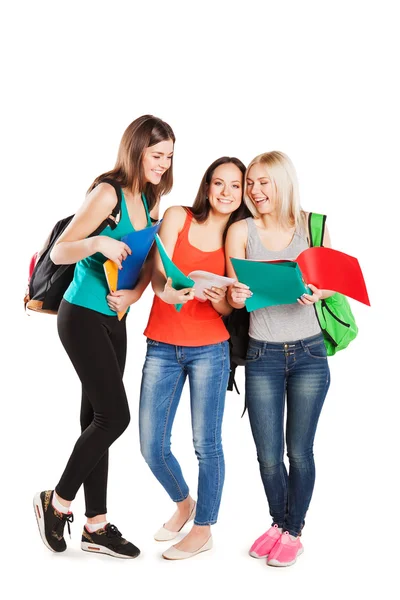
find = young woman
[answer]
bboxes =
[139,157,251,560]
[226,151,333,567]
[33,115,175,559]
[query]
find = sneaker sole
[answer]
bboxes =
[81,541,140,559]
[33,492,58,553]
[267,547,304,567]
[249,550,268,558]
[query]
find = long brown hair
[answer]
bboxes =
[89,115,175,211]
[190,156,251,242]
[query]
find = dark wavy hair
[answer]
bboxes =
[189,156,251,242]
[89,115,175,211]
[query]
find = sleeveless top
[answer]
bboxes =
[64,191,152,316]
[246,217,321,342]
[144,210,230,346]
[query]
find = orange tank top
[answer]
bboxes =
[144,210,230,346]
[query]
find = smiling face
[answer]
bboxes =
[207,162,243,216]
[246,163,276,215]
[142,139,174,185]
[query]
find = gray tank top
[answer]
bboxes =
[245,217,321,342]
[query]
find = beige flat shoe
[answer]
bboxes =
[162,536,213,560]
[154,501,196,542]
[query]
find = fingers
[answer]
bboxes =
[178,289,195,303]
[181,286,195,295]
[232,282,250,290]
[307,283,319,293]
[231,282,252,303]
[297,296,312,305]
[231,288,252,303]
[122,242,132,255]
[204,286,226,301]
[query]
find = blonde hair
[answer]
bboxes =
[245,151,304,228]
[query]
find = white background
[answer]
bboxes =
[1,1,398,598]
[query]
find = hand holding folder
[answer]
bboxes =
[231,246,370,312]
[154,235,236,311]
[154,234,195,311]
[104,221,161,320]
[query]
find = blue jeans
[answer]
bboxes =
[139,339,230,526]
[245,333,330,537]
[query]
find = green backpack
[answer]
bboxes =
[309,213,358,355]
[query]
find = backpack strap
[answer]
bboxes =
[90,178,122,236]
[101,178,122,230]
[308,212,327,248]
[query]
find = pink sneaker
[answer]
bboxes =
[249,524,282,558]
[267,531,304,567]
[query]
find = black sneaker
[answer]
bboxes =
[33,490,74,553]
[81,523,140,559]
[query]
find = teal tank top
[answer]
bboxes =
[64,191,152,316]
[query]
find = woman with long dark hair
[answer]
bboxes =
[34,115,175,559]
[139,157,251,560]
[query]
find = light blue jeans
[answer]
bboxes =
[139,339,230,526]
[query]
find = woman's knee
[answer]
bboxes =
[287,447,314,467]
[193,437,223,461]
[139,424,167,467]
[257,454,284,474]
[93,405,130,437]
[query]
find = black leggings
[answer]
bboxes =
[55,300,130,517]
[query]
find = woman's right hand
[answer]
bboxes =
[95,236,132,269]
[229,281,252,306]
[161,277,195,305]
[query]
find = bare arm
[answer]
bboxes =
[225,220,252,308]
[50,183,130,267]
[152,206,195,305]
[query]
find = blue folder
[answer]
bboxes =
[116,221,161,289]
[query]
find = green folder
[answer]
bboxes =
[230,258,310,312]
[154,234,195,312]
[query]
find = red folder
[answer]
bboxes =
[293,247,370,306]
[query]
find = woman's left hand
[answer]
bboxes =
[297,283,323,306]
[203,286,227,305]
[107,289,141,313]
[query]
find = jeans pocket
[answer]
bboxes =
[245,344,262,362]
[305,341,327,360]
[146,338,159,347]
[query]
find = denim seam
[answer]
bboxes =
[160,368,187,501]
[209,342,228,524]
[194,520,217,526]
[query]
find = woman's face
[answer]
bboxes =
[142,139,174,184]
[246,163,276,214]
[207,163,243,216]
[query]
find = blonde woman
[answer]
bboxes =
[225,151,333,567]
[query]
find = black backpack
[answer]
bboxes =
[24,179,122,314]
[223,307,250,394]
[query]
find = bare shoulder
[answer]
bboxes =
[85,182,119,211]
[227,218,249,240]
[161,205,187,227]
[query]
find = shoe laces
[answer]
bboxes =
[55,512,74,538]
[106,524,123,539]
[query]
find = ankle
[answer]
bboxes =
[53,491,71,514]
[86,520,108,533]
[87,514,107,525]
[177,497,194,515]
[190,524,211,537]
